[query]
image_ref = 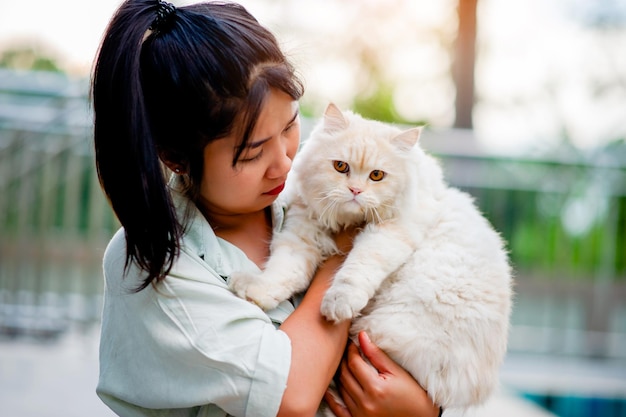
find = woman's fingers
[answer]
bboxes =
[325,389,352,417]
[339,344,365,394]
[356,331,397,375]
[337,332,441,417]
[345,332,390,390]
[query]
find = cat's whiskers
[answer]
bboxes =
[316,194,339,224]
[364,206,373,223]
[378,202,398,218]
[371,207,384,224]
[364,205,383,224]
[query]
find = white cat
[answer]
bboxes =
[229,103,513,412]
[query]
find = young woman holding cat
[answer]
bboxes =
[92,1,441,416]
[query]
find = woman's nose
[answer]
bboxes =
[267,143,293,179]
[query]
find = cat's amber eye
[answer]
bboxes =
[369,170,385,181]
[333,160,350,174]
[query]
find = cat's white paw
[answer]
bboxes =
[320,286,369,323]
[229,271,284,311]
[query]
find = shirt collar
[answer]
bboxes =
[168,175,286,276]
[168,175,294,323]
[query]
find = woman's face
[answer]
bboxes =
[197,89,300,218]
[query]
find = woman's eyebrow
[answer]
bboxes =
[248,109,300,148]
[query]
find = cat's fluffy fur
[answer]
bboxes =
[229,103,513,412]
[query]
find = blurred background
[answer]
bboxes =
[0,0,625,416]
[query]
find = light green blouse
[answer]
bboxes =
[97,181,294,417]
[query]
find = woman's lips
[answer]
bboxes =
[265,183,285,196]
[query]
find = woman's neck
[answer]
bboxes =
[203,207,273,269]
[203,206,269,232]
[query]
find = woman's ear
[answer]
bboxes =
[159,150,187,174]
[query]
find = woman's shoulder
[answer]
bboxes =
[103,228,127,271]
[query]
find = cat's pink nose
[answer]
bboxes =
[349,187,362,196]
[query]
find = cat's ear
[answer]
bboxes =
[323,103,349,133]
[391,127,422,151]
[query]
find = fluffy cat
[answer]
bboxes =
[229,103,513,413]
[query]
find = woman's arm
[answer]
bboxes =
[278,255,350,416]
[277,228,356,417]
[326,331,441,417]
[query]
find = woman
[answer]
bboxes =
[92,0,441,416]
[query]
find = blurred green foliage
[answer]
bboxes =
[3,135,624,281]
[450,150,626,281]
[0,47,62,72]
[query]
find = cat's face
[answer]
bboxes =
[293,104,420,229]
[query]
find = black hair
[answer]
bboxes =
[91,0,304,291]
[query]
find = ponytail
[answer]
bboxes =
[92,0,181,291]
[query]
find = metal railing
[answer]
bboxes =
[421,130,626,359]
[0,69,624,361]
[0,69,115,338]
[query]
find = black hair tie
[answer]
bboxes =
[150,0,176,33]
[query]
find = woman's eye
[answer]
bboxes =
[369,170,385,181]
[240,150,263,163]
[333,160,350,173]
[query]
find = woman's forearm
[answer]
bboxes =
[278,255,350,417]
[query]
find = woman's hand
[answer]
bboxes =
[325,331,441,417]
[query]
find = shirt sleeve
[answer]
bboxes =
[97,231,292,417]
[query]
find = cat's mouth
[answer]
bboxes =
[347,193,365,205]
[344,198,366,213]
